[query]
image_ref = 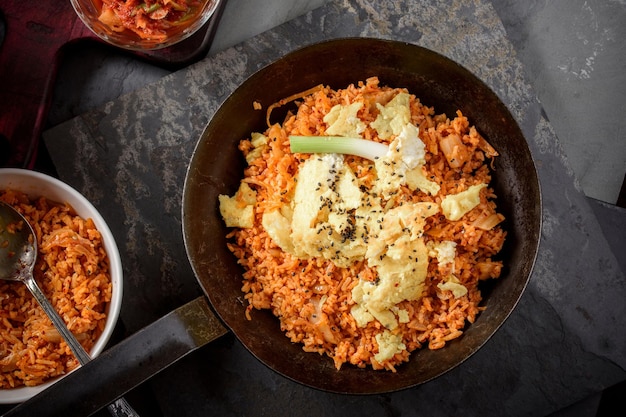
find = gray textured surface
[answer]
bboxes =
[32,0,626,416]
[492,0,626,205]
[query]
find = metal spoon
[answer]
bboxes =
[0,201,139,417]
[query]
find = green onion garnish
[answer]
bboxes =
[289,136,389,161]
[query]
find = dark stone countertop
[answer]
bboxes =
[13,0,625,416]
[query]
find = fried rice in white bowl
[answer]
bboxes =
[0,168,123,404]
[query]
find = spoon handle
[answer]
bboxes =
[22,275,91,364]
[22,275,140,417]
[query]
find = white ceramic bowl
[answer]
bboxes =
[0,168,123,404]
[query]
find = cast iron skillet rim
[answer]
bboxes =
[182,36,542,395]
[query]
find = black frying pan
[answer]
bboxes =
[182,38,541,393]
[5,38,541,415]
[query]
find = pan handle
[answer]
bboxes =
[2,297,227,417]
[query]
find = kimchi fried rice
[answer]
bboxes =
[220,77,506,371]
[0,190,112,388]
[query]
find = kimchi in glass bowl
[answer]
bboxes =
[71,0,220,51]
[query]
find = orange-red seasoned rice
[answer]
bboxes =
[0,190,112,388]
[225,77,506,371]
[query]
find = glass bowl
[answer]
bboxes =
[70,0,220,51]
